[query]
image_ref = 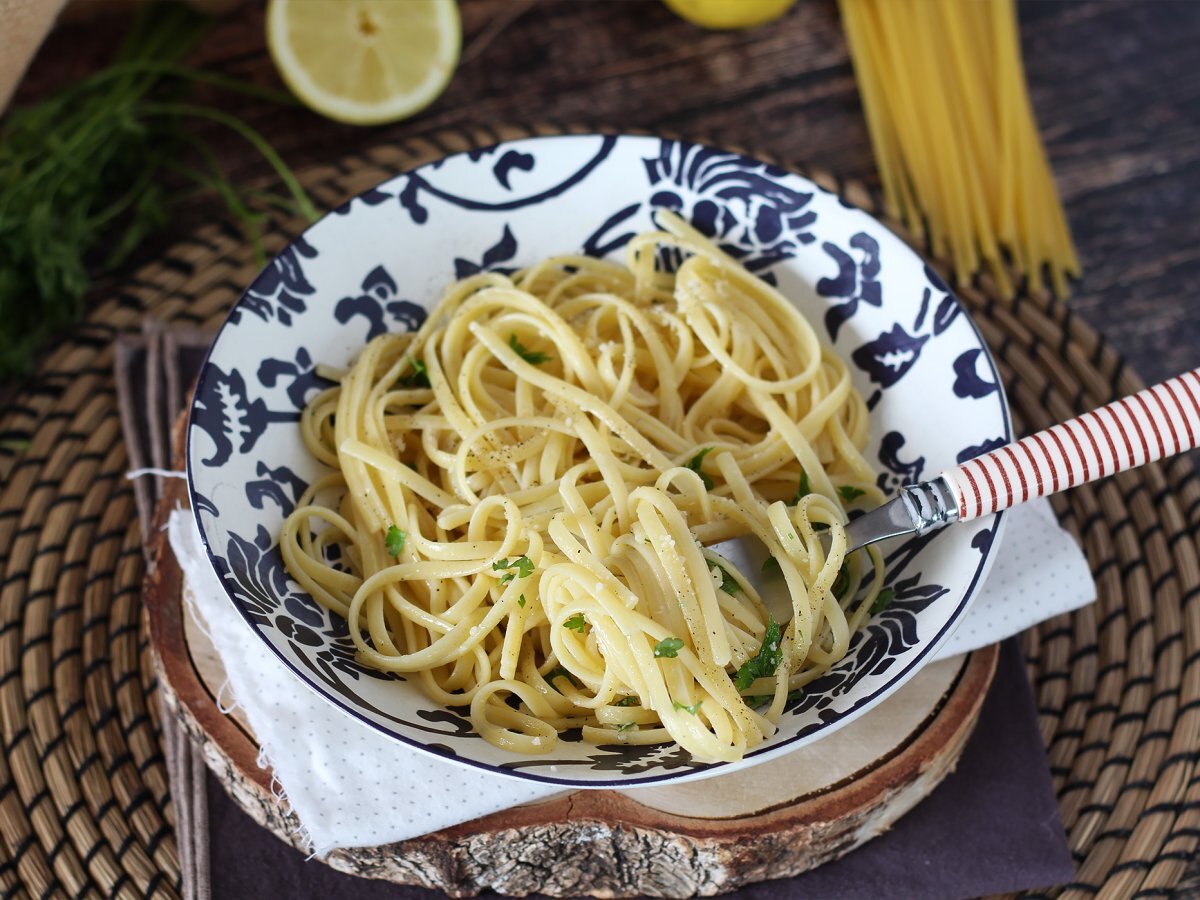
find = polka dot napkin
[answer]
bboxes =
[167,497,1093,855]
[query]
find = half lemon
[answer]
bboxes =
[266,0,461,126]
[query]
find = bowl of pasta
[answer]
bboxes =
[186,133,1011,787]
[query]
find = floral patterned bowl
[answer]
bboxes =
[186,134,1011,787]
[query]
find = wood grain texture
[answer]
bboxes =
[144,411,997,896]
[12,0,1200,390]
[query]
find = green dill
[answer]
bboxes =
[0,5,315,378]
[734,617,783,692]
[673,700,703,715]
[685,447,715,490]
[794,469,811,503]
[563,613,587,632]
[614,696,640,707]
[838,485,867,502]
[385,525,406,557]
[508,333,552,365]
[654,637,685,658]
[398,356,430,388]
[870,587,897,615]
[710,562,739,595]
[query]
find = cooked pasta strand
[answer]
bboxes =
[280,213,886,763]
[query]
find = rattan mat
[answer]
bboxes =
[0,125,1197,900]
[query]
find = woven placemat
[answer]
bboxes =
[0,124,1196,900]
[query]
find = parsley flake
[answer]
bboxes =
[685,447,715,490]
[654,636,685,658]
[517,595,526,608]
[794,469,811,503]
[508,333,552,365]
[398,356,430,388]
[563,613,587,632]
[614,696,640,707]
[832,561,851,598]
[616,722,637,732]
[870,587,897,615]
[761,556,782,575]
[385,525,406,557]
[711,562,739,595]
[493,555,535,586]
[743,695,773,707]
[838,485,866,502]
[734,617,783,692]
[673,700,703,715]
[545,665,580,690]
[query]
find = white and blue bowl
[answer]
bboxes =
[186,134,1011,788]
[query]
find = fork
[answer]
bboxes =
[845,366,1200,552]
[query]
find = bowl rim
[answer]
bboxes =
[185,131,1013,788]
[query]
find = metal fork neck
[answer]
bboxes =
[899,477,961,536]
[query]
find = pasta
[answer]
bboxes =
[840,0,1080,298]
[280,212,887,764]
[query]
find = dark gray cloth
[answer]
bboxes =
[120,324,1076,900]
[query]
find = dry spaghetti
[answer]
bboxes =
[840,0,1080,298]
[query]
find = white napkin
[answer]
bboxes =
[167,498,1093,855]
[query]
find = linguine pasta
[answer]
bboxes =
[280,212,888,763]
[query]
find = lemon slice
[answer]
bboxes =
[267,0,461,126]
[662,0,796,30]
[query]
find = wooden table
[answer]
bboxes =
[12,0,1200,894]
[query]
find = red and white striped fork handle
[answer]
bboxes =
[941,367,1200,522]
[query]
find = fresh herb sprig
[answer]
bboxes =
[734,617,783,692]
[685,447,714,490]
[508,333,552,365]
[0,5,316,378]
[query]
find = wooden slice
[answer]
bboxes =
[144,415,998,897]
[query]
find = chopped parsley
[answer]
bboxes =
[734,617,783,692]
[508,333,552,365]
[493,555,535,585]
[743,695,773,708]
[761,556,781,575]
[563,613,587,632]
[838,485,866,502]
[517,595,526,608]
[614,696,640,707]
[870,587,897,615]
[616,722,637,732]
[685,447,715,490]
[654,636,685,658]
[385,525,406,557]
[794,469,811,503]
[832,561,851,598]
[545,665,580,690]
[711,562,739,595]
[398,356,430,388]
[673,700,703,715]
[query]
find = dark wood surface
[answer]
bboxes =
[16,0,1200,388]
[12,0,1200,895]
